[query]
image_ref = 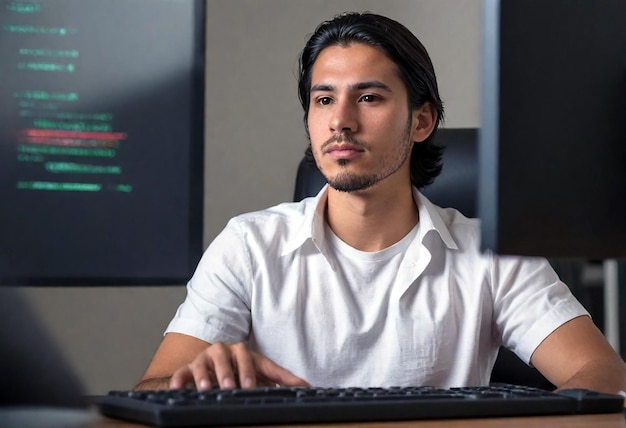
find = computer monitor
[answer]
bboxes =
[479,0,626,259]
[0,0,205,285]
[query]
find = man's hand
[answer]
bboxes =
[169,342,310,390]
[135,333,309,391]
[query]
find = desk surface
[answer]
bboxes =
[96,413,626,428]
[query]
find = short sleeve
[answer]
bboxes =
[165,218,253,344]
[489,254,589,363]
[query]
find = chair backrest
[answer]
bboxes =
[293,156,328,203]
[292,127,555,390]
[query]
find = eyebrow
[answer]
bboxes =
[310,80,393,93]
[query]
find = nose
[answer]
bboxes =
[329,99,358,134]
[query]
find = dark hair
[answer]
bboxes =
[298,11,445,189]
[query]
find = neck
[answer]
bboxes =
[325,180,418,252]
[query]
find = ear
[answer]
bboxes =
[411,102,437,143]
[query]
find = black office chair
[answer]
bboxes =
[292,128,554,390]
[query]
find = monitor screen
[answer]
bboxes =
[0,0,205,285]
[479,0,626,259]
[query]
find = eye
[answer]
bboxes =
[359,94,381,103]
[315,96,333,106]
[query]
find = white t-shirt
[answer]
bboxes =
[166,186,588,388]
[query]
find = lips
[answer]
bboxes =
[324,143,364,154]
[324,143,365,160]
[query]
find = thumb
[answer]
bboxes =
[253,354,310,387]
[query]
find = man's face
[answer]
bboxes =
[307,42,418,193]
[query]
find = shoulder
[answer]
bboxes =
[215,196,318,256]
[433,204,480,231]
[416,191,482,254]
[438,206,482,250]
[194,197,318,281]
[229,199,312,234]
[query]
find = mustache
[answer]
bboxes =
[320,133,367,151]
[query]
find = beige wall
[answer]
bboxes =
[22,0,481,394]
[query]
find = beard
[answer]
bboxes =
[327,163,380,192]
[322,117,414,193]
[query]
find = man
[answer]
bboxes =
[137,12,626,394]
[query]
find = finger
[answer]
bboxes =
[209,343,237,389]
[230,343,257,389]
[192,352,223,391]
[253,354,311,387]
[170,365,199,390]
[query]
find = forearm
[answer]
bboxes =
[134,376,173,390]
[555,359,626,394]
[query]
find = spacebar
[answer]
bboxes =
[217,388,298,400]
[369,394,465,400]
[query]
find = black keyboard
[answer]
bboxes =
[91,384,624,427]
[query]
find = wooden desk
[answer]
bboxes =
[96,413,626,428]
